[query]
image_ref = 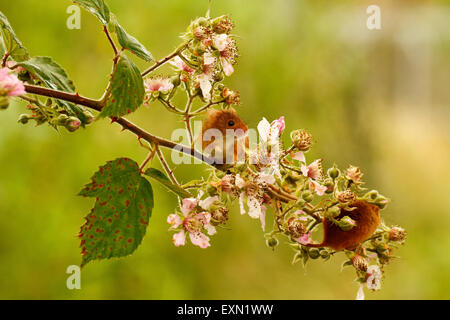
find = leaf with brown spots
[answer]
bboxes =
[78,157,153,267]
[98,53,145,118]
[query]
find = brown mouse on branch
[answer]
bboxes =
[201,108,249,164]
[305,200,380,251]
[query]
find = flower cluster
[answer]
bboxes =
[144,15,240,105]
[167,191,228,248]
[170,115,406,299]
[0,5,406,298]
[17,103,94,132]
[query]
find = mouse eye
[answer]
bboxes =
[227,120,235,126]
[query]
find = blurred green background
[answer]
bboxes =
[0,0,449,299]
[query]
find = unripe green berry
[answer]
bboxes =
[326,206,341,219]
[0,97,10,110]
[206,184,216,196]
[338,216,356,231]
[196,17,209,27]
[296,198,306,207]
[55,114,69,125]
[82,110,95,124]
[328,166,340,179]
[320,250,330,259]
[266,237,279,248]
[171,75,181,87]
[302,190,313,202]
[309,248,320,259]
[17,114,29,124]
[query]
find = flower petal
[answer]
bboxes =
[257,118,271,142]
[257,172,276,185]
[247,196,261,219]
[220,57,234,77]
[260,205,267,231]
[235,174,246,189]
[197,73,212,100]
[167,214,182,229]
[199,196,219,210]
[213,34,229,51]
[0,67,25,96]
[297,231,312,245]
[271,116,285,134]
[310,180,327,196]
[239,192,246,215]
[203,51,216,66]
[189,232,211,248]
[181,198,198,216]
[204,223,217,236]
[356,284,365,300]
[172,230,186,247]
[292,151,306,163]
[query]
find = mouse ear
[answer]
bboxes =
[227,107,237,114]
[206,108,220,117]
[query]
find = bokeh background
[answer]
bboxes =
[0,0,449,299]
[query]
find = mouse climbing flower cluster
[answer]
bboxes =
[0,0,406,297]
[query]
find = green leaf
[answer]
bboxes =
[17,56,89,124]
[144,168,191,198]
[0,11,29,61]
[73,0,110,25]
[0,35,5,58]
[115,23,153,62]
[78,158,154,267]
[18,56,75,92]
[99,53,145,118]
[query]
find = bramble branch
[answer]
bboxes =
[22,84,217,166]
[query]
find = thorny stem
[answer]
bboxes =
[22,84,217,166]
[177,52,197,69]
[190,99,226,116]
[141,42,189,77]
[21,86,306,208]
[1,52,10,67]
[281,145,296,159]
[155,145,179,186]
[19,95,41,106]
[103,26,118,56]
[184,97,195,147]
[158,98,185,115]
[139,142,156,173]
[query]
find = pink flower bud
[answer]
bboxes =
[65,117,81,132]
